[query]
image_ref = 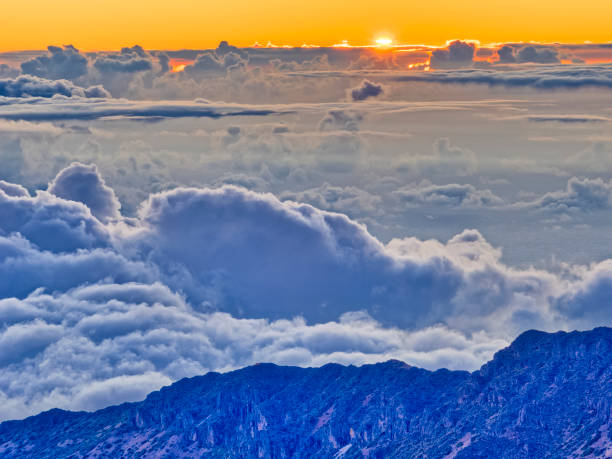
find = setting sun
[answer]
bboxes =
[375,37,393,47]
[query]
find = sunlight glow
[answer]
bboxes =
[375,37,393,47]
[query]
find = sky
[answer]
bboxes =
[3,0,612,50]
[1,6,612,423]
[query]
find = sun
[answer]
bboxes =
[375,37,393,47]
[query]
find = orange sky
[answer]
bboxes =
[2,0,612,51]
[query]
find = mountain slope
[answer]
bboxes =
[1,328,611,458]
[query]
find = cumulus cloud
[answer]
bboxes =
[20,45,88,81]
[520,176,612,212]
[350,79,384,101]
[0,181,29,197]
[516,46,561,64]
[93,46,154,74]
[429,41,475,69]
[0,187,110,253]
[183,42,248,78]
[48,163,121,223]
[497,45,517,64]
[497,45,561,64]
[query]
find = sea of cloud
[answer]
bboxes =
[1,40,612,420]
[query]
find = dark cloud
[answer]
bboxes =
[215,41,248,59]
[526,115,608,123]
[93,46,154,74]
[350,79,384,101]
[318,110,363,131]
[20,45,88,81]
[496,45,560,64]
[0,99,283,121]
[0,75,109,98]
[497,45,517,63]
[516,46,560,64]
[429,41,475,69]
[93,56,152,74]
[392,64,612,89]
[156,53,171,75]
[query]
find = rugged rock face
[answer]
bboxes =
[1,327,611,458]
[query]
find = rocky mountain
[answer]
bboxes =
[1,327,611,458]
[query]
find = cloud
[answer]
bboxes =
[516,46,560,64]
[0,235,153,300]
[397,138,478,176]
[125,183,565,335]
[497,45,560,64]
[497,45,517,64]
[521,176,612,212]
[280,183,381,213]
[0,187,111,253]
[0,120,64,135]
[429,41,475,69]
[0,181,29,197]
[318,109,363,131]
[393,181,504,208]
[2,162,612,420]
[553,260,612,326]
[0,64,19,79]
[48,163,121,223]
[565,142,612,172]
[350,79,384,101]
[0,75,109,98]
[0,99,282,121]
[93,46,154,74]
[0,283,507,420]
[526,115,608,123]
[183,42,248,78]
[20,45,88,81]
[391,64,612,89]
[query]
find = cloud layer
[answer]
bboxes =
[0,163,611,420]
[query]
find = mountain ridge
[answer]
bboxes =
[1,327,611,458]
